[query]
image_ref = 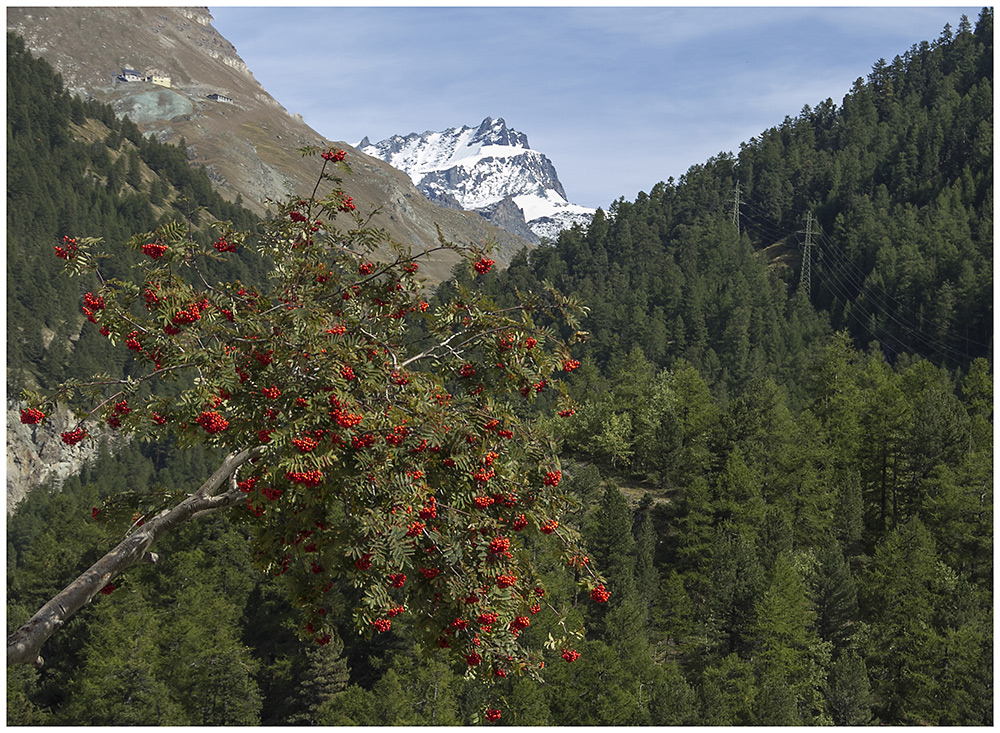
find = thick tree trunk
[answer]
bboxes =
[6,446,262,668]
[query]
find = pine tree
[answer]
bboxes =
[825,648,874,725]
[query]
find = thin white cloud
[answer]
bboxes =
[209,5,981,209]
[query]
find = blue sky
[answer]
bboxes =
[209,5,980,210]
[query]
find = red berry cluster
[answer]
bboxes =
[336,411,363,428]
[472,467,495,483]
[143,285,160,310]
[512,514,528,531]
[509,616,530,632]
[562,648,581,663]
[142,242,167,259]
[524,337,537,349]
[465,652,482,666]
[292,436,319,452]
[485,708,502,722]
[261,386,281,399]
[286,470,324,487]
[540,519,559,534]
[54,235,78,259]
[419,496,437,519]
[389,573,407,588]
[195,411,229,434]
[403,262,419,274]
[322,149,347,162]
[352,433,377,450]
[213,237,237,252]
[543,470,562,486]
[106,400,131,429]
[459,364,476,378]
[61,428,87,446]
[82,292,105,323]
[355,553,373,570]
[590,584,610,603]
[372,618,391,632]
[488,536,511,555]
[473,257,495,274]
[406,521,425,537]
[172,304,203,325]
[20,408,45,424]
[341,365,356,381]
[420,567,440,580]
[563,359,581,372]
[496,574,517,589]
[358,262,375,275]
[126,331,143,352]
[478,611,498,625]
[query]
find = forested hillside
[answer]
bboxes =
[7,33,263,393]
[7,12,993,726]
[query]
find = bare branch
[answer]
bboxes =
[6,446,263,668]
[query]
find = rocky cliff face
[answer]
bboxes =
[6,6,534,514]
[6,403,119,514]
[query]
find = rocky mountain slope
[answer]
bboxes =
[6,6,532,283]
[6,6,536,512]
[360,117,595,243]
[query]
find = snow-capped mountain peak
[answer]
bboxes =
[359,117,594,243]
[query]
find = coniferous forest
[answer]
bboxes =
[6,12,993,726]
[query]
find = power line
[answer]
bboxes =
[732,190,985,366]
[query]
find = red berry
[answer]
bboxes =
[485,708,501,722]
[473,257,495,275]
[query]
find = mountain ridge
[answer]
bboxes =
[360,116,595,242]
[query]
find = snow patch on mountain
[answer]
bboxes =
[359,117,594,242]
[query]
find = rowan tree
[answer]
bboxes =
[9,147,606,722]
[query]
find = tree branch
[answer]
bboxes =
[6,446,264,668]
